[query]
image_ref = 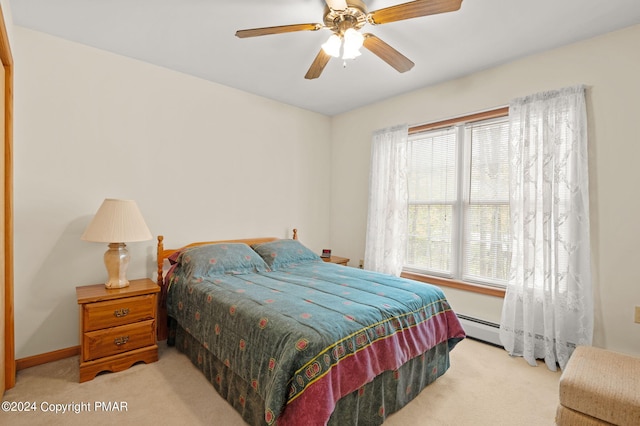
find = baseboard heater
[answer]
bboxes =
[457,314,503,347]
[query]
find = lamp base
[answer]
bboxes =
[104,242,130,289]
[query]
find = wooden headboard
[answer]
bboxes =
[156,229,298,286]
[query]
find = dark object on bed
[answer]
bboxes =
[157,234,465,425]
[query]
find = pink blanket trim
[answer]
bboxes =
[276,310,465,425]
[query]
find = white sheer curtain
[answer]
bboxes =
[499,86,592,371]
[364,124,409,276]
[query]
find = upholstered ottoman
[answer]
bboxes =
[556,346,640,425]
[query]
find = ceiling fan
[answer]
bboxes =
[235,0,463,79]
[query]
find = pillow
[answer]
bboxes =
[252,239,322,270]
[175,243,271,278]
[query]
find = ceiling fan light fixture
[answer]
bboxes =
[342,28,364,60]
[342,47,361,60]
[236,0,464,79]
[321,34,342,58]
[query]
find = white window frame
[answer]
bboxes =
[403,109,510,290]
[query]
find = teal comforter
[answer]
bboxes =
[166,242,464,425]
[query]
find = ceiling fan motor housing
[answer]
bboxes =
[324,0,368,35]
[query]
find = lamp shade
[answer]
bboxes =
[342,28,363,60]
[321,34,341,58]
[81,199,152,243]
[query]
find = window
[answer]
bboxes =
[405,113,511,288]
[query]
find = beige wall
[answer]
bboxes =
[330,24,640,357]
[12,27,332,358]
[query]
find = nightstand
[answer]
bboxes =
[76,278,160,383]
[322,255,350,266]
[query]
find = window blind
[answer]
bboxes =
[406,127,458,276]
[463,119,511,284]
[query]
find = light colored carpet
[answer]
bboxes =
[0,338,560,425]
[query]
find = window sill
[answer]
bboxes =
[400,271,506,298]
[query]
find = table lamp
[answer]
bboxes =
[81,198,152,288]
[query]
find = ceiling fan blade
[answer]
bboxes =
[236,23,322,38]
[325,0,348,11]
[368,0,462,25]
[363,34,414,73]
[305,49,332,80]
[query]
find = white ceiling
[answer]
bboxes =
[9,0,640,116]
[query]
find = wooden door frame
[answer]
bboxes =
[0,4,14,390]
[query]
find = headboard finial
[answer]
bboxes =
[293,228,298,240]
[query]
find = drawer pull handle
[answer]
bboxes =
[114,308,130,318]
[114,336,129,346]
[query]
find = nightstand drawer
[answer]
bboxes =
[82,319,156,361]
[82,294,156,332]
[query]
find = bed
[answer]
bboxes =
[157,232,465,425]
